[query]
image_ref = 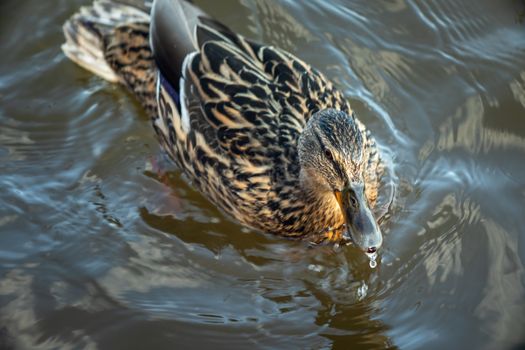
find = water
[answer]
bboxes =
[1,0,525,349]
[367,251,378,269]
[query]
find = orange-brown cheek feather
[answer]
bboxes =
[334,190,345,217]
[324,229,345,242]
[311,226,346,244]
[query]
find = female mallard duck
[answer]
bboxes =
[62,0,384,253]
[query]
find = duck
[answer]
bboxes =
[62,0,384,253]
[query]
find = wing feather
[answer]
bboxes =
[180,25,351,169]
[157,24,357,227]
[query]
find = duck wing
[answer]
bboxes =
[151,0,354,228]
[188,25,351,170]
[151,0,229,91]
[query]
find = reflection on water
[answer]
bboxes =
[1,0,525,349]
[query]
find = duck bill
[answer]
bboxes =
[334,186,382,252]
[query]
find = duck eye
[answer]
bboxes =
[324,149,333,161]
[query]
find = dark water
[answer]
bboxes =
[1,0,525,348]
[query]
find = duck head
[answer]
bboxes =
[298,109,382,253]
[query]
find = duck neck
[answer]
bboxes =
[295,173,345,238]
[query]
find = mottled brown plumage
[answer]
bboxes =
[62,0,384,250]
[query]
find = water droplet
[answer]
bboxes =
[357,282,368,300]
[366,251,378,269]
[308,264,322,272]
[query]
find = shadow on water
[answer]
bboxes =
[138,164,396,348]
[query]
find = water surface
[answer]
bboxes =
[1,0,525,349]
